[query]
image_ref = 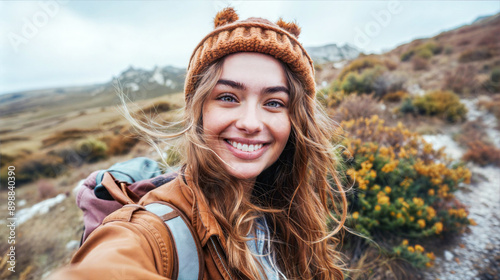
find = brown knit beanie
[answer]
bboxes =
[184,7,316,98]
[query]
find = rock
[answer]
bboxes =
[66,240,80,251]
[19,199,27,207]
[445,250,454,261]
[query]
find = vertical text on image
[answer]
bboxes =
[6,166,17,273]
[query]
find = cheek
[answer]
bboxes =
[272,114,291,147]
[202,105,228,137]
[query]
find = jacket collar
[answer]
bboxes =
[139,169,227,248]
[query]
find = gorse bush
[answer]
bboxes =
[341,115,472,269]
[412,90,467,122]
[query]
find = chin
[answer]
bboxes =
[227,166,262,181]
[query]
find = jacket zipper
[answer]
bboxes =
[210,237,234,280]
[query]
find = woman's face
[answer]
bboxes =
[202,52,291,184]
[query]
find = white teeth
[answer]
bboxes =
[228,141,264,152]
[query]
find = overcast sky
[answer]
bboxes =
[1,1,498,95]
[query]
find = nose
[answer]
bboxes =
[235,105,263,134]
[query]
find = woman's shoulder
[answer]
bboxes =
[139,174,193,205]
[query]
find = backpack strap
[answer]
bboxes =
[145,202,204,280]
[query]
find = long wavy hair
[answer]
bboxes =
[122,56,347,279]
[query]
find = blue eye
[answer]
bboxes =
[217,94,237,102]
[266,100,284,108]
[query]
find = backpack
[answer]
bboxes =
[76,157,203,279]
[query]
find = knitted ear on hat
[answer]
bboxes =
[276,18,301,38]
[214,7,239,28]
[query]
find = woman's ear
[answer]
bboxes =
[276,18,301,38]
[214,7,239,28]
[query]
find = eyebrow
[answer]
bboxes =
[217,79,246,90]
[217,79,289,94]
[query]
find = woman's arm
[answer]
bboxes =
[48,209,174,280]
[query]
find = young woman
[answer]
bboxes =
[51,7,347,280]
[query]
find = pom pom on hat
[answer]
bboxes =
[214,7,239,28]
[276,18,301,38]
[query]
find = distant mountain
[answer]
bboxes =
[306,43,361,64]
[0,65,186,118]
[112,65,185,95]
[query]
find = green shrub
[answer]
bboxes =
[16,154,66,183]
[412,90,467,122]
[338,57,385,81]
[74,138,108,163]
[401,50,414,62]
[401,41,441,62]
[340,66,386,95]
[483,67,500,93]
[398,98,416,114]
[317,83,345,108]
[416,48,433,60]
[341,115,472,269]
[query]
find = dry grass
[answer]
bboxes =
[462,141,500,166]
[443,65,481,95]
[477,94,500,121]
[332,94,385,123]
[42,129,101,148]
[343,242,421,280]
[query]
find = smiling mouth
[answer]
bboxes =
[226,140,265,152]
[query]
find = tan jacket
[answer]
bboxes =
[49,175,235,280]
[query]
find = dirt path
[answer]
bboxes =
[423,99,500,280]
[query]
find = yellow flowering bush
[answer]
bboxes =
[411,90,468,123]
[341,115,472,268]
[392,240,436,268]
